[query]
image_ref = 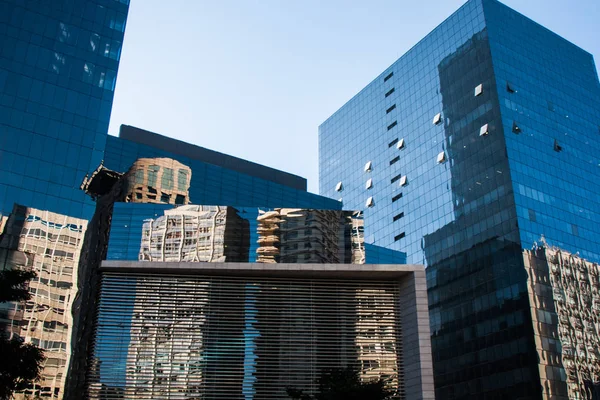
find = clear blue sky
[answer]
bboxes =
[108,0,600,193]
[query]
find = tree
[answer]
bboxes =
[286,366,394,400]
[0,270,37,303]
[0,269,45,400]
[0,338,46,400]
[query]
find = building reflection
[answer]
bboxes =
[424,30,539,399]
[139,205,249,263]
[0,205,87,399]
[123,158,192,205]
[256,209,365,264]
[524,243,600,399]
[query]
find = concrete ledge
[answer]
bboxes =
[100,261,425,280]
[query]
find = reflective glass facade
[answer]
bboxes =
[319,0,600,399]
[484,0,600,263]
[0,0,130,220]
[104,126,339,209]
[106,203,405,264]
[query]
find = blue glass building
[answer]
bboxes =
[319,0,600,399]
[0,0,130,220]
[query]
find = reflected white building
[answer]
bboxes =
[139,205,249,263]
[0,205,87,399]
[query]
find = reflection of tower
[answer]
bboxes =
[124,158,192,205]
[82,157,193,206]
[524,245,600,399]
[0,205,87,400]
[256,209,364,264]
[423,31,539,400]
[256,211,280,263]
[125,276,212,399]
[139,206,249,262]
[127,205,250,399]
[423,30,516,265]
[355,287,401,388]
[350,213,366,264]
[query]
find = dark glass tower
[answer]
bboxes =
[319,0,600,399]
[0,0,130,220]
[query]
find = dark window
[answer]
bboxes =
[175,194,185,205]
[528,209,536,222]
[553,139,562,152]
[160,193,171,203]
[387,121,397,130]
[384,72,393,82]
[388,138,398,148]
[548,101,555,112]
[389,156,399,166]
[391,174,401,184]
[393,212,404,222]
[512,121,521,134]
[386,104,396,114]
[392,193,403,202]
[394,232,405,241]
[571,224,579,236]
[385,88,395,97]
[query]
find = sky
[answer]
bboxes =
[108,0,600,194]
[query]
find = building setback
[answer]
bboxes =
[319,0,600,399]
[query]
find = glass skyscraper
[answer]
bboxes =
[0,2,130,398]
[319,0,600,399]
[0,0,130,220]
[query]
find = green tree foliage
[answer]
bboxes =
[0,338,45,400]
[0,269,45,400]
[287,366,394,400]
